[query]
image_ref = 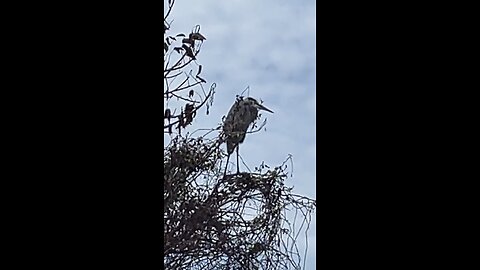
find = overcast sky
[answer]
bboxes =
[164,0,316,267]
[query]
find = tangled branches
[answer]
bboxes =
[164,136,316,269]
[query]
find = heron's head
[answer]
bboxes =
[244,97,274,113]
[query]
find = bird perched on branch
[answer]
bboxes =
[223,96,274,174]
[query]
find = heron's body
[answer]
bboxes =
[223,98,259,154]
[223,97,274,156]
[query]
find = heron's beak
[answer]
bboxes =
[257,104,274,113]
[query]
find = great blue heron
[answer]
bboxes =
[223,96,274,174]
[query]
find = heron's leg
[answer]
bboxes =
[236,145,240,174]
[224,154,230,177]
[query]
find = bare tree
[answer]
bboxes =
[164,1,316,269]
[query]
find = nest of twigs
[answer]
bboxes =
[164,136,316,270]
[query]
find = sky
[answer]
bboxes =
[164,0,316,268]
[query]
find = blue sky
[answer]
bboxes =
[164,0,316,267]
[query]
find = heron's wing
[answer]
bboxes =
[223,99,257,153]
